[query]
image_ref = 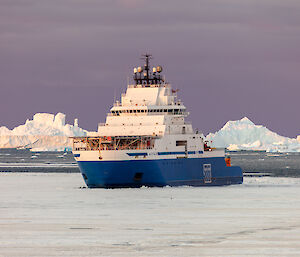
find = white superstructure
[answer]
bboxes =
[99,84,192,137]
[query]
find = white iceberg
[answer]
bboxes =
[1,114,299,152]
[206,117,300,152]
[0,113,88,151]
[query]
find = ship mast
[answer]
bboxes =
[133,54,163,86]
[141,54,151,84]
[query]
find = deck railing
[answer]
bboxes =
[72,136,155,152]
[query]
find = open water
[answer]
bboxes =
[1,148,300,177]
[0,149,300,256]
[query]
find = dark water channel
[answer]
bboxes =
[0,149,300,177]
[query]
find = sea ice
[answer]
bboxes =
[0,173,299,257]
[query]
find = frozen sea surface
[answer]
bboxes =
[1,173,300,257]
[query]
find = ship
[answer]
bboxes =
[72,54,243,188]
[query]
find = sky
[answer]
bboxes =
[1,0,300,137]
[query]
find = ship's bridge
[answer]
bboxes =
[121,83,175,106]
[97,54,193,137]
[110,82,186,115]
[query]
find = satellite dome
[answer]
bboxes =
[156,66,162,73]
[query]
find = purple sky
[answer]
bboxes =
[1,0,300,137]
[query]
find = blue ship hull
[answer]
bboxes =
[77,157,243,188]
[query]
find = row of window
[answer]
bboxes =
[111,109,185,115]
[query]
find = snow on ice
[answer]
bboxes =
[1,173,300,256]
[206,117,300,152]
[0,113,87,151]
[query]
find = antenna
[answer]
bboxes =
[113,87,116,104]
[132,54,163,86]
[141,54,152,84]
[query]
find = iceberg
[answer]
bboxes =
[1,112,87,137]
[206,117,300,153]
[1,113,299,152]
[0,113,88,151]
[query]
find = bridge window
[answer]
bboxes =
[176,140,187,146]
